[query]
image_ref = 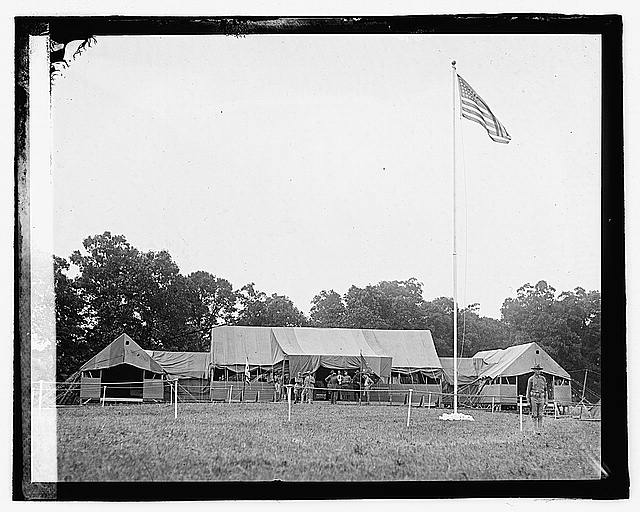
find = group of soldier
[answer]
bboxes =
[271,369,375,405]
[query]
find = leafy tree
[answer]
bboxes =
[181,271,237,350]
[235,283,307,327]
[309,290,347,327]
[421,296,454,355]
[342,284,391,329]
[69,232,193,352]
[501,280,601,394]
[54,256,89,380]
[341,279,428,329]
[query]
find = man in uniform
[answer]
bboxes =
[526,363,548,432]
[294,372,304,403]
[325,370,340,404]
[273,373,282,402]
[363,373,374,404]
[302,372,314,404]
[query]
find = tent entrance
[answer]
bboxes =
[101,364,146,399]
[314,366,334,386]
[517,372,531,398]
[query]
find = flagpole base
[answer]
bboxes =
[439,412,475,421]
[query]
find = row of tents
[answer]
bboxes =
[76,326,575,407]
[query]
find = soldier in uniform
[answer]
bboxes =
[293,372,304,403]
[325,370,340,404]
[526,363,548,432]
[273,373,282,402]
[362,373,374,404]
[302,372,314,404]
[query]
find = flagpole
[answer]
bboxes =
[451,60,459,415]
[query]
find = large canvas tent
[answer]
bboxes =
[440,342,572,406]
[211,326,449,383]
[79,333,165,401]
[210,326,392,381]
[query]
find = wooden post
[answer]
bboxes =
[519,395,523,432]
[101,385,107,407]
[38,380,43,410]
[428,392,432,409]
[287,385,292,422]
[228,385,233,404]
[174,380,178,419]
[492,396,495,413]
[407,389,413,427]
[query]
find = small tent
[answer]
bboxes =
[79,333,165,402]
[440,342,572,407]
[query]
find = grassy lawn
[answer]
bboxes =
[57,402,601,481]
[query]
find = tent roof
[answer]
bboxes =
[440,357,487,385]
[210,326,441,374]
[211,326,285,367]
[472,342,570,379]
[363,329,442,372]
[145,351,211,379]
[271,327,390,358]
[80,333,165,374]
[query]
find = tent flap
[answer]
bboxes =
[145,351,211,379]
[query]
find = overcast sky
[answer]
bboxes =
[51,34,601,318]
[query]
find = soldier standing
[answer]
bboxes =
[325,371,340,404]
[526,363,548,433]
[273,374,281,402]
[294,372,304,403]
[302,372,314,404]
[363,373,374,404]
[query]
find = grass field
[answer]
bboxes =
[57,402,601,481]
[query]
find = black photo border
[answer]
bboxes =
[14,14,627,500]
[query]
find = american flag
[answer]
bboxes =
[457,75,511,144]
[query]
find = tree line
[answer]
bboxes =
[55,232,601,394]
